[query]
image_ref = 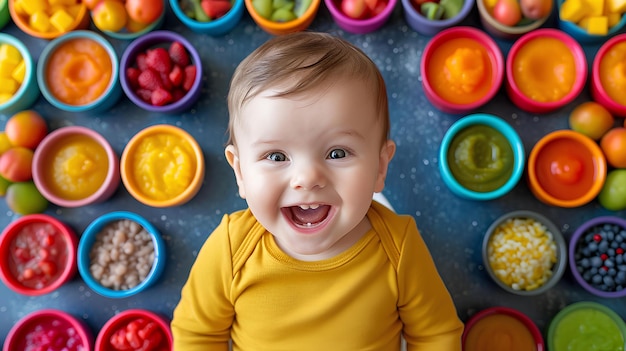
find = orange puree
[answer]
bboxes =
[45,38,112,106]
[465,314,536,351]
[427,38,493,105]
[535,138,596,201]
[599,41,626,106]
[512,37,576,103]
[43,135,109,201]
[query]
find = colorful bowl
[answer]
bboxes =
[402,0,474,36]
[0,214,77,296]
[77,211,166,298]
[121,124,205,207]
[94,0,166,40]
[476,0,550,40]
[527,130,607,208]
[483,210,567,296]
[170,0,245,35]
[569,216,626,298]
[438,113,525,201]
[119,30,202,114]
[3,309,93,351]
[325,0,397,34]
[506,28,587,114]
[9,0,89,40]
[421,26,504,115]
[591,33,626,118]
[556,0,626,44]
[32,126,120,208]
[245,0,321,35]
[37,30,121,113]
[463,306,545,350]
[0,33,39,115]
[95,309,172,351]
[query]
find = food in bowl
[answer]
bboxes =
[0,42,26,104]
[90,0,165,39]
[593,34,626,116]
[96,309,172,351]
[9,0,88,38]
[488,0,552,26]
[463,307,544,351]
[559,0,625,35]
[409,0,464,21]
[178,0,233,21]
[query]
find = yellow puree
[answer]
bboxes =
[46,135,109,200]
[599,41,626,106]
[513,37,576,103]
[131,133,196,201]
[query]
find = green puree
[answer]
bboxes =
[447,125,513,192]
[553,308,625,351]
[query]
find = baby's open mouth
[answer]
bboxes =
[287,205,331,228]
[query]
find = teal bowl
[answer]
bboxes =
[37,30,121,113]
[170,0,244,35]
[0,33,39,116]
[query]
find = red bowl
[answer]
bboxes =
[591,33,626,117]
[0,214,77,296]
[95,309,172,351]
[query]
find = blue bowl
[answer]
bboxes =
[170,0,244,35]
[401,0,475,36]
[0,33,39,116]
[557,0,626,44]
[37,30,121,113]
[77,211,166,299]
[439,113,525,201]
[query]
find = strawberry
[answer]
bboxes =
[137,69,162,91]
[160,71,173,90]
[201,0,232,19]
[145,47,172,73]
[169,65,183,87]
[169,41,190,67]
[135,52,148,71]
[182,65,197,92]
[151,88,173,106]
[135,88,153,102]
[172,88,186,102]
[125,67,141,89]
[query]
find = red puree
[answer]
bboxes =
[8,222,68,290]
[18,317,86,351]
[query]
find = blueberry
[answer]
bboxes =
[604,276,615,287]
[591,256,603,267]
[592,274,603,284]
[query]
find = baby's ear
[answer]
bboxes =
[374,139,396,193]
[225,145,246,199]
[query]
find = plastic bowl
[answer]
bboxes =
[438,113,525,201]
[325,0,397,34]
[591,33,626,118]
[170,0,245,35]
[569,216,626,298]
[556,0,626,44]
[245,0,321,35]
[9,0,89,40]
[505,28,586,114]
[548,301,626,350]
[527,130,607,208]
[402,0,474,36]
[120,30,202,114]
[95,309,172,351]
[77,211,166,299]
[483,210,567,296]
[476,0,549,40]
[121,124,205,208]
[37,30,121,113]
[0,33,39,115]
[94,0,166,40]
[0,214,78,296]
[463,306,545,350]
[421,26,504,114]
[32,126,120,208]
[3,309,93,351]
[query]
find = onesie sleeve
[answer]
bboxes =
[171,214,235,351]
[397,218,464,351]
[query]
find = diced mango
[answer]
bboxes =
[585,0,604,16]
[12,61,26,84]
[0,78,19,95]
[0,60,18,78]
[12,0,28,16]
[65,4,82,17]
[0,93,13,104]
[561,0,589,23]
[20,0,48,15]
[49,0,77,5]
[29,11,51,32]
[50,9,74,32]
[587,16,609,34]
[608,12,621,26]
[608,0,626,13]
[0,44,22,64]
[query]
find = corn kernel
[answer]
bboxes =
[50,9,74,32]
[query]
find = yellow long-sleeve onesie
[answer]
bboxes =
[172,201,464,350]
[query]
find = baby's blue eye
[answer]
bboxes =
[267,152,287,162]
[328,149,347,159]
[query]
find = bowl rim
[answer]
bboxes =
[568,216,626,298]
[556,0,626,41]
[244,0,321,32]
[32,126,120,208]
[591,33,626,116]
[506,28,587,111]
[0,33,35,110]
[462,306,545,348]
[0,214,77,296]
[527,129,607,208]
[77,211,166,299]
[95,309,172,351]
[438,113,525,201]
[482,210,567,296]
[36,30,119,112]
[325,0,398,28]
[170,0,245,30]
[119,30,203,114]
[476,0,549,35]
[421,26,504,113]
[120,124,205,207]
[4,309,93,351]
[97,0,166,40]
[401,0,476,33]
[8,0,88,39]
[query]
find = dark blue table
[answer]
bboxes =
[0,2,625,345]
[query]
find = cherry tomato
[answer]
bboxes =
[341,0,367,18]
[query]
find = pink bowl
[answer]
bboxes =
[324,0,397,34]
[95,309,172,351]
[592,33,626,118]
[506,28,587,114]
[421,26,504,115]
[0,214,77,296]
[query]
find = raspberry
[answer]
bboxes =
[145,47,172,73]
[169,41,190,67]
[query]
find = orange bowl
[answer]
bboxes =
[244,0,321,35]
[9,0,89,40]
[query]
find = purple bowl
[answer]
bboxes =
[401,0,475,36]
[324,0,397,34]
[119,30,202,114]
[569,216,626,298]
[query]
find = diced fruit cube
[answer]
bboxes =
[20,0,48,15]
[608,0,626,13]
[560,0,589,23]
[587,15,609,34]
[12,61,26,84]
[49,9,74,32]
[29,11,51,32]
[0,78,19,95]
